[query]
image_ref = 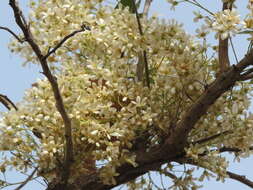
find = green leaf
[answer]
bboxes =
[115,0,141,13]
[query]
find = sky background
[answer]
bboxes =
[0,0,253,189]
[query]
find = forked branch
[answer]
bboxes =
[14,168,38,190]
[177,157,253,189]
[8,0,86,185]
[44,25,90,60]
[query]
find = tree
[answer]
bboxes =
[1,0,253,189]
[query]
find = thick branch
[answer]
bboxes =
[152,49,253,161]
[9,0,76,185]
[0,26,24,43]
[46,45,253,190]
[8,0,253,189]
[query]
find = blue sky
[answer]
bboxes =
[0,0,252,189]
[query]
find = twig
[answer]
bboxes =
[131,0,150,88]
[9,0,75,184]
[132,0,143,35]
[183,0,214,15]
[219,146,253,154]
[227,171,253,188]
[192,130,232,145]
[177,158,253,189]
[0,94,18,110]
[0,26,24,43]
[148,172,162,190]
[14,168,38,190]
[229,37,239,64]
[44,25,89,60]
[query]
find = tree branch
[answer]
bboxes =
[0,26,24,43]
[192,130,232,145]
[218,2,232,74]
[0,94,18,110]
[14,168,38,190]
[219,146,253,154]
[47,47,253,190]
[177,157,253,189]
[239,68,253,80]
[44,25,90,60]
[132,0,150,88]
[9,0,77,185]
[227,171,253,188]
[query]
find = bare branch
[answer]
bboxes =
[219,146,253,154]
[0,26,24,43]
[192,130,232,145]
[229,37,239,64]
[9,0,74,184]
[184,0,214,15]
[14,168,38,190]
[0,94,18,110]
[227,171,253,188]
[44,25,90,60]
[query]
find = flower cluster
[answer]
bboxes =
[1,0,253,189]
[210,9,244,39]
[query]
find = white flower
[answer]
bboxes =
[209,9,244,39]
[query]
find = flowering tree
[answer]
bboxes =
[1,0,253,189]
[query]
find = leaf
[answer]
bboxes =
[115,0,141,13]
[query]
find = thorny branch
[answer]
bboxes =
[8,0,88,186]
[0,26,24,43]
